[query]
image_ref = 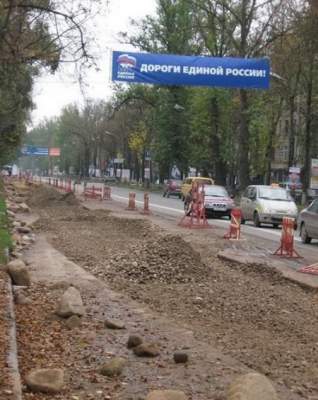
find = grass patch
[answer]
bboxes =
[0,191,12,263]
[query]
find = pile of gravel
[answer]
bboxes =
[107,234,208,284]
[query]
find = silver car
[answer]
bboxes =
[240,185,298,228]
[298,198,318,243]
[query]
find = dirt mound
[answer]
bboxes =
[28,185,79,207]
[108,234,208,284]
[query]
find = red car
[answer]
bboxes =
[163,179,182,198]
[184,185,235,218]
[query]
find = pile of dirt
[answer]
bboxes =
[107,234,208,284]
[27,185,79,207]
[31,200,318,398]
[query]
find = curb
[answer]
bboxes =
[7,280,23,400]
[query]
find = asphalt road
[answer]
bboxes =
[39,177,318,260]
[110,185,318,257]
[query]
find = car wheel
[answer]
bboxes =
[253,211,261,227]
[300,223,312,244]
[273,223,279,229]
[241,217,246,225]
[167,193,170,198]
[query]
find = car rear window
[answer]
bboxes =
[259,187,291,201]
[195,178,213,185]
[204,186,228,196]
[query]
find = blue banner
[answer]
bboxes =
[112,51,270,90]
[21,146,49,156]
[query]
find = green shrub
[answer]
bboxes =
[0,194,12,263]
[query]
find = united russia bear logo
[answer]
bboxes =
[117,54,137,70]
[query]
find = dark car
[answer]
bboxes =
[298,198,318,243]
[163,179,182,198]
[184,185,235,218]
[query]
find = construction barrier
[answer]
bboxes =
[273,217,301,258]
[84,185,103,201]
[224,208,242,240]
[298,263,318,275]
[178,182,210,229]
[140,192,151,215]
[126,192,137,211]
[103,185,112,200]
[66,178,72,193]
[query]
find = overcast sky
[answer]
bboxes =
[31,0,157,126]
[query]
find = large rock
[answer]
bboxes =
[14,292,31,305]
[25,368,64,393]
[99,357,127,377]
[127,335,143,349]
[56,286,85,318]
[146,390,187,400]
[104,319,125,330]
[17,226,31,234]
[227,373,279,400]
[19,203,30,212]
[133,343,160,357]
[7,259,31,286]
[65,315,82,329]
[173,352,189,364]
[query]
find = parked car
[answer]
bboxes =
[240,185,298,228]
[298,198,318,243]
[184,185,235,218]
[181,176,214,200]
[163,179,182,198]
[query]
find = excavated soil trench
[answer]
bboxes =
[27,186,318,399]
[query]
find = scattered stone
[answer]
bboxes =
[19,203,30,212]
[7,204,20,213]
[173,352,189,364]
[227,373,279,400]
[7,259,31,286]
[17,226,31,234]
[104,319,125,330]
[146,390,187,400]
[15,196,26,204]
[99,357,127,377]
[133,343,159,357]
[25,368,64,394]
[55,286,85,318]
[65,314,82,329]
[7,210,16,218]
[14,292,31,305]
[127,335,143,349]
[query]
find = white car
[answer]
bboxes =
[240,185,298,228]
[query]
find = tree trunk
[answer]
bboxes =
[84,145,90,177]
[304,58,314,197]
[238,89,250,190]
[211,97,227,185]
[288,96,296,168]
[265,127,275,185]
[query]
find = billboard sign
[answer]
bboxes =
[49,147,61,157]
[21,146,49,156]
[112,51,270,90]
[310,159,318,189]
[288,167,301,190]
